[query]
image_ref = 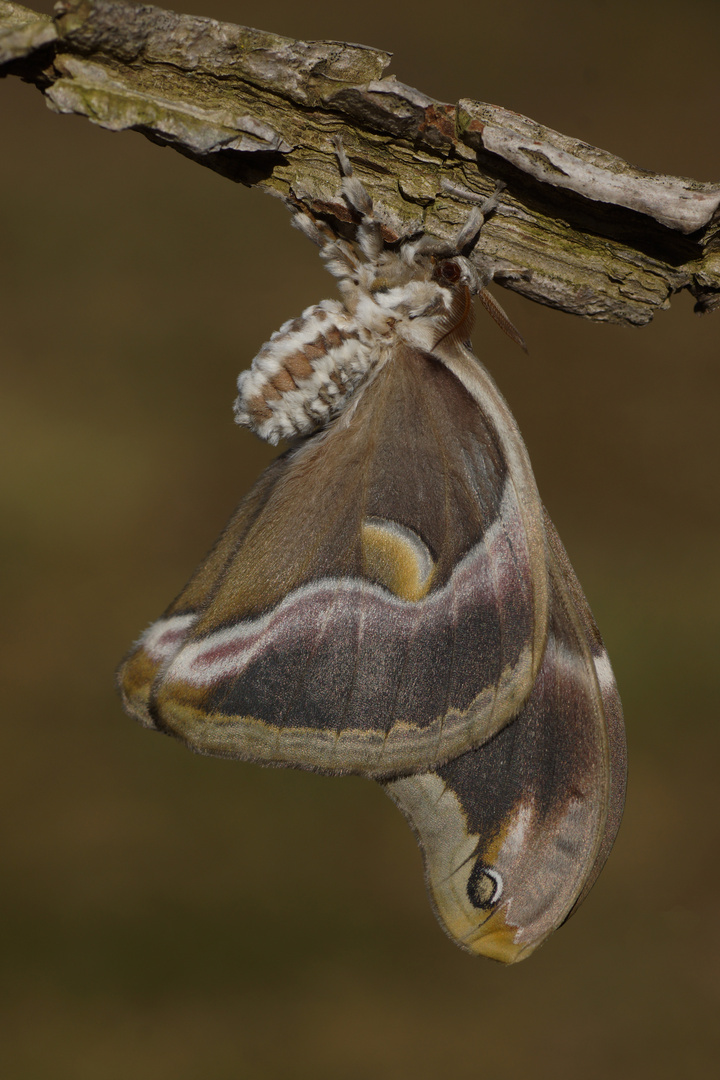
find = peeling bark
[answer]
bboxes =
[2,0,719,323]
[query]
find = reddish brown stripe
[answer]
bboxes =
[324,326,343,348]
[247,394,273,421]
[303,338,329,363]
[270,369,296,393]
[261,383,281,402]
[284,354,314,380]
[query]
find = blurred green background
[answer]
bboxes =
[1,1,719,1076]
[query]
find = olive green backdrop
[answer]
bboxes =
[2,1,719,1076]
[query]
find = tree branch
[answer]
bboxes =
[3,0,719,324]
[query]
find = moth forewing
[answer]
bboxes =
[117,458,289,728]
[120,344,551,777]
[435,338,549,685]
[382,520,624,963]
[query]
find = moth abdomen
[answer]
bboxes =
[234,300,378,444]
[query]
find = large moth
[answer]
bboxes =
[118,141,626,963]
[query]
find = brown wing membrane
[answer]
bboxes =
[382,517,626,962]
[118,344,548,777]
[544,516,626,909]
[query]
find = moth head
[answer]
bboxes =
[367,248,480,350]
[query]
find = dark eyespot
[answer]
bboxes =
[438,259,462,284]
[467,862,503,910]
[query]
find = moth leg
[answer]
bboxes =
[439,179,506,253]
[291,208,333,249]
[440,178,506,210]
[292,204,365,294]
[492,267,534,286]
[441,179,532,284]
[332,135,385,262]
[401,181,507,267]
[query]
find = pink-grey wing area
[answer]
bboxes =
[382,515,626,962]
[117,344,548,778]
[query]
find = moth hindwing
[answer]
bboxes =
[118,143,625,960]
[383,515,626,962]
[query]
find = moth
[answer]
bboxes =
[118,139,626,963]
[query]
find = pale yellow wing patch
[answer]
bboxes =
[361,517,436,602]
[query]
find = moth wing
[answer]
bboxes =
[118,344,548,778]
[118,456,288,727]
[382,513,626,962]
[544,516,626,909]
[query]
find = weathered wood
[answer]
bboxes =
[2,0,719,323]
